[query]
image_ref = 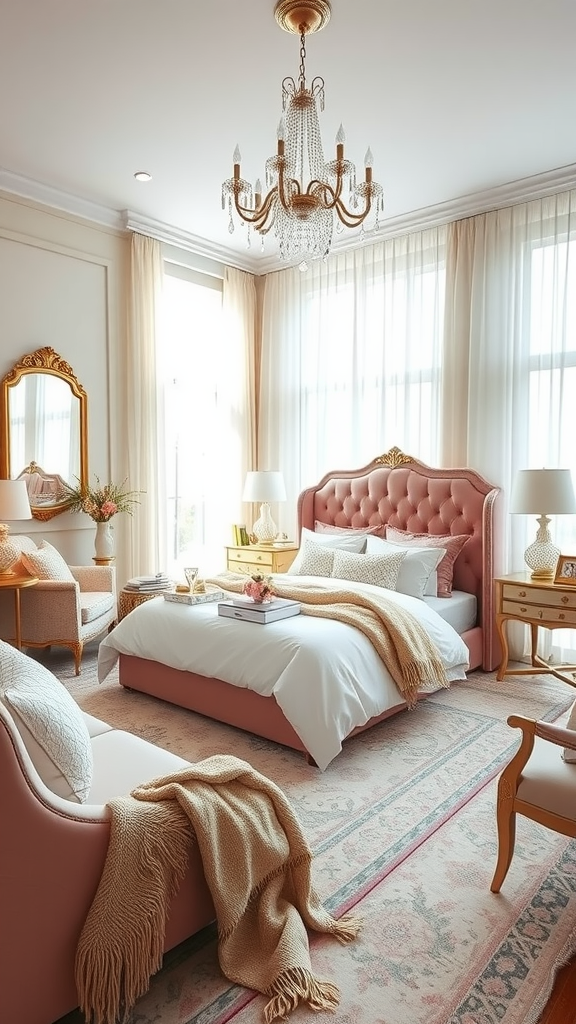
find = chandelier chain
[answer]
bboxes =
[298,32,307,88]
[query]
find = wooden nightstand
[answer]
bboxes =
[225,544,298,576]
[494,571,576,688]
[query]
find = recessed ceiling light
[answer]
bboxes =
[134,171,152,182]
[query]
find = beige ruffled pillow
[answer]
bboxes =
[21,540,75,582]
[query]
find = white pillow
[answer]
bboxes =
[21,539,75,582]
[365,534,444,599]
[331,548,406,591]
[0,640,93,802]
[563,700,576,763]
[290,526,367,574]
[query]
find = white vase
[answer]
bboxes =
[94,520,115,561]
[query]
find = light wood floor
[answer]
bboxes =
[539,954,576,1023]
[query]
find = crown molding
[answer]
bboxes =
[0,168,123,230]
[122,212,256,274]
[2,162,576,277]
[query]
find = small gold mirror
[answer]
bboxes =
[0,347,88,521]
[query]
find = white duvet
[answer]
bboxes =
[98,575,469,770]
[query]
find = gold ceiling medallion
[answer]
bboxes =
[376,447,414,467]
[221,0,384,263]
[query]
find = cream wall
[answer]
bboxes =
[0,191,130,579]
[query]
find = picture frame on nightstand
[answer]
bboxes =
[554,554,576,585]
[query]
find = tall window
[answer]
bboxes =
[158,267,227,576]
[259,228,446,536]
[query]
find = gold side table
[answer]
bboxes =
[0,575,39,650]
[494,571,576,688]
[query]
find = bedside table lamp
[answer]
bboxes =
[510,468,576,579]
[0,479,33,575]
[242,471,286,545]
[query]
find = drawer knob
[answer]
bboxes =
[520,606,527,613]
[256,554,263,561]
[539,610,543,619]
[519,590,526,597]
[560,613,565,620]
[562,596,569,605]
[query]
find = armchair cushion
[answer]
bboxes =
[81,592,115,625]
[0,641,93,802]
[564,699,576,763]
[21,539,75,582]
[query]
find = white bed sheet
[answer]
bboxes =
[423,590,477,634]
[98,576,470,771]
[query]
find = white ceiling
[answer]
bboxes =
[2,0,576,274]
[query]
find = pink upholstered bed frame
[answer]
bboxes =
[119,448,501,760]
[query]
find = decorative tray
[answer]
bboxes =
[163,585,224,605]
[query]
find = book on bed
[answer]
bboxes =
[218,598,301,624]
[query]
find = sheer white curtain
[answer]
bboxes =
[260,230,447,539]
[222,266,258,531]
[124,233,166,578]
[443,190,576,657]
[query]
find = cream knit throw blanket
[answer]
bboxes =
[208,572,450,707]
[75,756,361,1024]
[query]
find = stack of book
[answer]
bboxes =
[232,524,250,546]
[124,573,171,592]
[218,597,301,624]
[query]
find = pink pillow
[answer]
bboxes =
[385,526,469,597]
[314,521,383,538]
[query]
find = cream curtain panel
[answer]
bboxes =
[222,266,258,536]
[442,190,576,658]
[260,230,447,540]
[124,232,166,579]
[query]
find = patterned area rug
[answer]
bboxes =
[48,642,576,1024]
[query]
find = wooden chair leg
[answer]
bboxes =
[491,786,516,893]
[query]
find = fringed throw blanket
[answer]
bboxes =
[75,755,361,1024]
[208,572,450,707]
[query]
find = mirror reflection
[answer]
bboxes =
[9,374,81,487]
[0,347,88,520]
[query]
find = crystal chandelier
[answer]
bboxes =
[221,0,384,262]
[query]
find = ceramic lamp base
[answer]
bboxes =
[0,524,19,575]
[252,502,277,545]
[524,515,560,579]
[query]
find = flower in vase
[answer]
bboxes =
[243,573,274,603]
[63,477,141,522]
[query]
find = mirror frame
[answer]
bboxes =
[0,346,88,521]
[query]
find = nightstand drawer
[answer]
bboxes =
[228,548,274,569]
[225,544,298,574]
[501,598,576,627]
[501,582,576,612]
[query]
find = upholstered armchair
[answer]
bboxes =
[0,535,117,674]
[490,713,576,892]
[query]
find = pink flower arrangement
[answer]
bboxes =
[64,477,141,522]
[243,573,274,603]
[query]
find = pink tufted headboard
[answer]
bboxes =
[297,447,501,672]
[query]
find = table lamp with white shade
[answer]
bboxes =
[242,471,286,545]
[0,479,33,575]
[510,468,576,579]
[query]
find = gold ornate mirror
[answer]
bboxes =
[0,347,88,521]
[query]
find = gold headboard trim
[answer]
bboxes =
[374,446,414,467]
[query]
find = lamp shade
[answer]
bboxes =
[510,468,576,515]
[242,471,286,504]
[0,479,33,520]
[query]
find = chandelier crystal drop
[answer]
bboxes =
[221,0,384,263]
